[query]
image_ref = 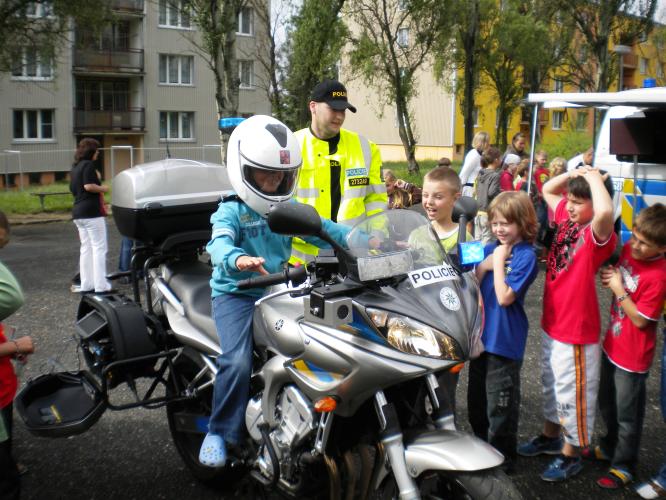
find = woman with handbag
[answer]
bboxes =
[69,138,112,294]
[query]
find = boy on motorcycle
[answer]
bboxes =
[200,115,351,468]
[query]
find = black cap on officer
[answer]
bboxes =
[310,79,357,113]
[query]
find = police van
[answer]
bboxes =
[526,87,666,244]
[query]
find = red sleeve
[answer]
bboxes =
[634,270,666,321]
[554,198,568,225]
[500,172,513,192]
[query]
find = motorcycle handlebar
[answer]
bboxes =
[236,265,308,290]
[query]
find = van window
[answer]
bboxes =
[613,110,666,164]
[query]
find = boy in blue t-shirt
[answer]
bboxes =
[467,191,539,473]
[199,116,350,468]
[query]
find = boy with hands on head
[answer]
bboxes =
[518,166,617,482]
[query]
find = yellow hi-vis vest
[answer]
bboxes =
[290,127,388,265]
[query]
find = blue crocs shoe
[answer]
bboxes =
[517,434,563,457]
[540,455,583,482]
[199,433,227,468]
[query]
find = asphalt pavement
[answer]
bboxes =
[2,217,665,500]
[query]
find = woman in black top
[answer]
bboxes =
[69,138,111,293]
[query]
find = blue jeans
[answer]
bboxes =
[467,352,522,461]
[208,293,256,444]
[598,353,647,474]
[118,237,133,272]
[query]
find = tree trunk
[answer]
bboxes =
[462,0,479,153]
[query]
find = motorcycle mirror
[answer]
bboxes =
[452,196,478,224]
[268,202,323,236]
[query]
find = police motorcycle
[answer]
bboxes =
[15,127,520,500]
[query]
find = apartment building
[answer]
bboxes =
[0,0,270,186]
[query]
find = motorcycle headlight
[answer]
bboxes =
[366,308,462,360]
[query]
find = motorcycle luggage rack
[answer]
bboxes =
[99,348,188,411]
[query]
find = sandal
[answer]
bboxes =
[596,468,633,489]
[636,479,666,499]
[199,433,227,468]
[581,445,610,461]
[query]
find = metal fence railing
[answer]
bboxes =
[0,145,224,189]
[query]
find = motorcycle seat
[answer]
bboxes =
[162,260,217,339]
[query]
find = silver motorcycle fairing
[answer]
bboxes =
[252,284,306,356]
[404,429,504,476]
[165,302,221,356]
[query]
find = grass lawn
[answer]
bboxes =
[0,182,76,214]
[382,159,462,186]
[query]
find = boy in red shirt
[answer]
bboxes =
[583,204,666,489]
[518,167,616,482]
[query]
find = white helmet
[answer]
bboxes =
[226,115,302,217]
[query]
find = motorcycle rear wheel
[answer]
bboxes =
[376,467,523,500]
[166,347,238,487]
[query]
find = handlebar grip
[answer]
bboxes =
[236,266,307,290]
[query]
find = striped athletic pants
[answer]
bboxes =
[541,331,601,448]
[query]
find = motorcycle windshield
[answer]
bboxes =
[345,209,458,283]
[345,210,478,358]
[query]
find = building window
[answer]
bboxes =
[239,60,254,88]
[13,109,54,140]
[159,111,194,140]
[639,31,648,43]
[576,111,588,131]
[398,0,408,10]
[159,54,193,85]
[639,57,648,74]
[11,48,53,80]
[397,28,409,48]
[657,64,664,79]
[78,22,130,51]
[553,78,564,93]
[75,80,129,111]
[237,7,253,35]
[158,0,190,29]
[552,110,563,130]
[472,106,480,127]
[25,1,54,17]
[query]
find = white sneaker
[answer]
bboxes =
[635,480,666,499]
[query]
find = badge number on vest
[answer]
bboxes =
[408,264,459,288]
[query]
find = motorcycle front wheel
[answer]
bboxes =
[376,467,523,500]
[166,347,235,487]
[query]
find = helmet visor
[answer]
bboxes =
[242,163,299,198]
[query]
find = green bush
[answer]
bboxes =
[382,160,462,186]
[538,125,593,161]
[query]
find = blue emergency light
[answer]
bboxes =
[218,117,245,134]
[459,240,485,266]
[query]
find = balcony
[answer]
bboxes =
[110,0,144,15]
[73,48,144,74]
[74,108,145,132]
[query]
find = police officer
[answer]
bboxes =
[291,79,387,264]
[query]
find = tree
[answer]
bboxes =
[479,0,564,148]
[519,1,573,143]
[245,0,295,122]
[281,0,347,130]
[556,0,657,92]
[345,0,445,174]
[184,0,243,120]
[432,0,493,153]
[0,0,104,74]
